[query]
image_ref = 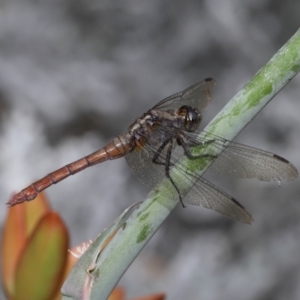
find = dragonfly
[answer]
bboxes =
[8,78,298,224]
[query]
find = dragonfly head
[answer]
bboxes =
[178,105,202,132]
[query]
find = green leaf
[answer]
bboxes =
[61,202,141,300]
[14,211,69,300]
[1,193,51,298]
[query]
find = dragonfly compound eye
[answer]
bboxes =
[177,105,202,132]
[185,108,202,132]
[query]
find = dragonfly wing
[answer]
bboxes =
[183,130,298,182]
[126,139,166,189]
[125,126,181,191]
[208,141,298,182]
[183,176,253,224]
[152,78,216,111]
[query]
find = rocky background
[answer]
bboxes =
[0,1,300,299]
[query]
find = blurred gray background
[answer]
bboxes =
[0,0,300,299]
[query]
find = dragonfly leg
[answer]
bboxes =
[152,139,174,166]
[178,136,217,160]
[164,139,185,208]
[152,138,185,207]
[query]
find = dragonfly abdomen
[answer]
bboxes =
[7,135,131,206]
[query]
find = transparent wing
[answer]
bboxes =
[126,126,181,190]
[152,78,216,112]
[186,131,298,182]
[181,174,253,224]
[126,138,166,189]
[210,143,298,181]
